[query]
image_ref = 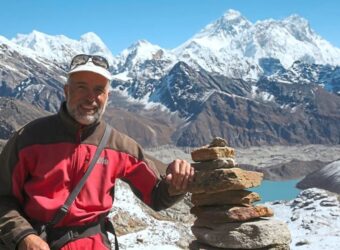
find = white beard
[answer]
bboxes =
[66,99,107,125]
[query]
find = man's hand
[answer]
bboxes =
[166,159,194,191]
[18,234,50,250]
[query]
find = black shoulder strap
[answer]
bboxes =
[49,124,111,227]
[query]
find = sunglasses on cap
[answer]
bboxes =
[69,54,110,70]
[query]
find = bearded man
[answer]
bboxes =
[0,54,194,250]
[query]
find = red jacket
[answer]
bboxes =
[0,103,181,249]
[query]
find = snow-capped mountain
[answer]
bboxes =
[11,30,115,66]
[6,9,340,87]
[6,9,340,84]
[111,40,177,99]
[174,9,340,80]
[0,35,67,112]
[113,40,176,77]
[1,30,117,113]
[174,9,261,80]
[111,9,340,113]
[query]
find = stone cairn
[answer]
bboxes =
[169,138,291,250]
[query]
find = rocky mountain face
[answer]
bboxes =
[1,10,340,148]
[0,37,66,112]
[263,60,340,94]
[169,66,340,146]
[113,60,340,147]
[0,97,50,140]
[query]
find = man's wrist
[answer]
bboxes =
[15,230,38,249]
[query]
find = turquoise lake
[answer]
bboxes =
[250,179,301,203]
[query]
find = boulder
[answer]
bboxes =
[297,160,340,193]
[189,240,290,250]
[192,218,291,249]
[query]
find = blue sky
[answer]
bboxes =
[2,0,340,54]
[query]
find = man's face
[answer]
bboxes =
[64,71,110,125]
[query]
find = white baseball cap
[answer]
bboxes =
[68,54,112,80]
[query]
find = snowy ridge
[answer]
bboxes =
[11,30,115,66]
[4,8,339,84]
[0,34,46,64]
[267,61,340,92]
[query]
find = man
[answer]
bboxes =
[0,54,194,250]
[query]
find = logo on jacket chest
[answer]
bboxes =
[97,156,109,166]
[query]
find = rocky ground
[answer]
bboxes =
[110,177,340,250]
[109,180,194,250]
[267,188,340,250]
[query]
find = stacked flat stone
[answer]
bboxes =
[169,138,291,250]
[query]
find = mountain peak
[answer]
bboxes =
[281,14,314,43]
[80,32,103,43]
[10,30,114,65]
[118,39,167,68]
[13,30,48,46]
[196,9,251,39]
[283,14,310,27]
[128,39,155,50]
[223,9,242,21]
[123,40,164,58]
[78,32,113,63]
[219,9,252,29]
[30,30,45,37]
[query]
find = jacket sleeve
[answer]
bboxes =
[145,154,185,211]
[0,132,37,249]
[120,141,184,211]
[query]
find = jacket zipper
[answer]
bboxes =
[76,126,91,173]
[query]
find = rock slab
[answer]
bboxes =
[191,190,261,207]
[169,168,263,196]
[191,205,273,223]
[192,218,291,249]
[191,146,235,162]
